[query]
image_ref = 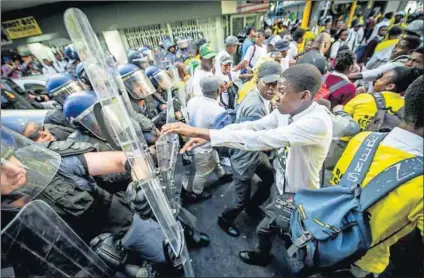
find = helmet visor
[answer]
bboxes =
[50,80,83,104]
[73,104,106,140]
[153,70,174,90]
[122,69,155,99]
[1,127,61,210]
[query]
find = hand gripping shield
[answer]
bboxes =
[64,8,193,277]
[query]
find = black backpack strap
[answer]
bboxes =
[339,132,388,187]
[248,45,257,68]
[360,156,423,211]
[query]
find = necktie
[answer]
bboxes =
[277,116,293,193]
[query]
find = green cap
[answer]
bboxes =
[199,43,216,59]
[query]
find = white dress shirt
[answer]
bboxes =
[53,60,67,73]
[243,44,267,67]
[187,96,225,154]
[210,102,333,194]
[192,68,214,97]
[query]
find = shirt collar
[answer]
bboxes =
[292,102,319,121]
[331,71,349,80]
[386,127,423,155]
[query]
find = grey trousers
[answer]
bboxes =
[221,152,274,223]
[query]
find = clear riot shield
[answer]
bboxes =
[153,46,167,70]
[1,126,61,209]
[1,200,114,277]
[64,8,193,277]
[1,110,52,134]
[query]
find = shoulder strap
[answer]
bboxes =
[365,92,387,131]
[371,92,386,110]
[249,45,257,67]
[328,79,350,94]
[360,156,424,211]
[339,132,388,187]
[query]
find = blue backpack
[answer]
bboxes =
[213,109,237,130]
[285,132,423,273]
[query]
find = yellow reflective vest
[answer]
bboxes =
[331,131,423,274]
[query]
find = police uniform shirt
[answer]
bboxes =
[209,102,333,194]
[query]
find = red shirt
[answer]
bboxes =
[324,73,356,107]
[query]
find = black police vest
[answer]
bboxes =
[38,174,133,241]
[44,109,74,128]
[44,124,75,141]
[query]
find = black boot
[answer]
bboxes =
[185,226,210,248]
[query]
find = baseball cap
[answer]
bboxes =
[199,43,216,59]
[405,20,423,38]
[257,61,282,83]
[297,50,328,75]
[225,35,241,45]
[274,39,290,52]
[200,75,220,94]
[220,54,232,65]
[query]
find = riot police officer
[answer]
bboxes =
[1,126,170,268]
[44,73,83,128]
[128,51,150,70]
[64,44,81,78]
[162,38,178,65]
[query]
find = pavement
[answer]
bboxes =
[181,165,294,277]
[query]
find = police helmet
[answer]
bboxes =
[118,64,155,100]
[64,44,79,61]
[45,74,83,106]
[128,51,149,70]
[76,63,92,89]
[139,46,155,63]
[63,91,106,140]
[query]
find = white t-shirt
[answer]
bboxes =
[287,41,298,60]
[210,102,333,194]
[215,70,240,107]
[243,44,267,67]
[187,96,225,153]
[192,68,214,97]
[280,57,290,72]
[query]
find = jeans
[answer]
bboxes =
[189,149,225,194]
[121,214,165,263]
[221,152,274,223]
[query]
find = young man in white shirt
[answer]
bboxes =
[162,64,333,265]
[185,75,233,202]
[243,30,267,68]
[192,43,216,97]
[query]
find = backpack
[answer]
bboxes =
[365,92,404,132]
[283,132,423,274]
[213,109,237,129]
[314,75,350,101]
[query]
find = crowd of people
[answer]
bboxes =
[1,49,71,78]
[1,7,424,278]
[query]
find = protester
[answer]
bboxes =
[350,35,421,83]
[242,27,256,58]
[324,50,357,107]
[192,43,216,97]
[273,39,290,71]
[358,22,389,65]
[346,20,364,52]
[53,52,67,73]
[405,46,424,68]
[42,59,59,75]
[215,35,246,75]
[184,75,232,202]
[366,26,403,69]
[162,64,333,265]
[217,61,281,237]
[330,75,423,277]
[215,54,240,109]
[330,28,349,60]
[243,30,267,68]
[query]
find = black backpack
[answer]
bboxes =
[365,92,404,132]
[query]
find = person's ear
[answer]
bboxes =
[386,83,396,91]
[301,90,311,100]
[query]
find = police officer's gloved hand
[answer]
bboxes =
[126,181,153,220]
